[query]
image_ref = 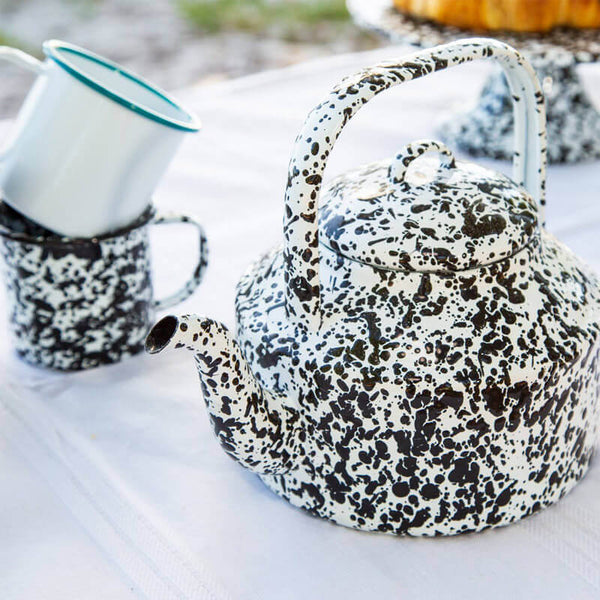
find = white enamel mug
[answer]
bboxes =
[0,40,200,238]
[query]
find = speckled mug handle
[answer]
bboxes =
[284,38,547,331]
[151,213,208,311]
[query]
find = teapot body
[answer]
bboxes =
[147,39,600,537]
[236,229,600,535]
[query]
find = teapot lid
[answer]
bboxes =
[319,140,539,273]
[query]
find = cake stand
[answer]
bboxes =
[347,0,600,163]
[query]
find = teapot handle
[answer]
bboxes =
[284,38,547,331]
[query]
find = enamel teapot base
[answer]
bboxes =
[258,460,593,536]
[235,234,600,536]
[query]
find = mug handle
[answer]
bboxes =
[151,213,209,311]
[0,47,45,160]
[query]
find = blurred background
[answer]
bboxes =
[0,0,382,117]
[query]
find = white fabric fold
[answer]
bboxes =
[0,381,232,600]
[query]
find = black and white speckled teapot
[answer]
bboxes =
[147,39,600,536]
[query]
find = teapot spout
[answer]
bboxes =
[146,315,301,474]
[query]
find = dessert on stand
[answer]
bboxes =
[348,0,600,163]
[391,0,600,32]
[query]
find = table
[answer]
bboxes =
[2,45,600,600]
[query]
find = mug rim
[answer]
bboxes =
[0,203,156,246]
[43,40,201,133]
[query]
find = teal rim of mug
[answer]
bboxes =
[42,40,200,132]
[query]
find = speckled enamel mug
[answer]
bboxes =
[0,202,207,371]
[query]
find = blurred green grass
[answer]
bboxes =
[0,31,23,48]
[178,0,350,36]
[0,30,41,57]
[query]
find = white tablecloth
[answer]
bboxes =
[2,45,600,600]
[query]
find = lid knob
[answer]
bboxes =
[388,140,456,186]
